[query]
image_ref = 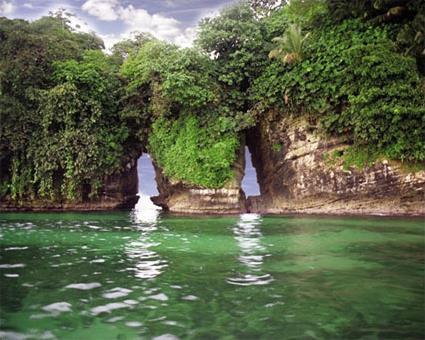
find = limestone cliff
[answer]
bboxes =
[245,111,425,216]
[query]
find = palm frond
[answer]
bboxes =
[268,24,310,64]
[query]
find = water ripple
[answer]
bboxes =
[65,282,101,290]
[227,273,274,286]
[42,302,72,315]
[125,228,168,279]
[102,287,132,299]
[0,263,26,269]
[226,214,274,287]
[5,246,29,251]
[90,302,133,316]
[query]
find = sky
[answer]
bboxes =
[241,147,261,196]
[0,0,237,49]
[138,154,158,196]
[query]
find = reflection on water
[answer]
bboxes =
[127,194,167,279]
[132,193,161,224]
[227,213,273,286]
[126,237,168,279]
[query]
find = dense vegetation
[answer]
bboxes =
[1,1,424,203]
[120,39,245,187]
[254,18,424,161]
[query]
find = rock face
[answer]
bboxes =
[245,111,425,216]
[0,159,139,211]
[151,146,247,214]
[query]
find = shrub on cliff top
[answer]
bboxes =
[149,115,239,188]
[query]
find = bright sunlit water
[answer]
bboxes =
[0,212,424,339]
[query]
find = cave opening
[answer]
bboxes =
[241,146,261,197]
[134,153,162,215]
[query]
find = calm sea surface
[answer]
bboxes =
[0,212,424,339]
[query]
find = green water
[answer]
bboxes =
[0,212,423,339]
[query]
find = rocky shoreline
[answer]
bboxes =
[148,114,424,217]
[1,116,424,216]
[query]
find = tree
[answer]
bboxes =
[324,0,425,73]
[196,3,269,113]
[121,40,248,188]
[121,39,219,118]
[110,32,154,64]
[33,50,127,200]
[249,0,285,17]
[269,24,310,64]
[0,16,107,200]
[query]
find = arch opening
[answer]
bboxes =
[241,146,261,197]
[137,154,159,197]
[134,153,162,218]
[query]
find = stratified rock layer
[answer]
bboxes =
[246,111,425,216]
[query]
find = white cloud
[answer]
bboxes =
[98,32,124,51]
[23,3,33,9]
[118,5,181,40]
[39,4,93,33]
[37,5,96,39]
[82,0,119,21]
[68,14,92,34]
[174,27,197,48]
[81,0,196,48]
[0,1,14,15]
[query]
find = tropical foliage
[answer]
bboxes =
[268,24,310,64]
[0,15,115,201]
[149,115,239,188]
[121,39,253,188]
[1,0,424,203]
[253,18,425,161]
